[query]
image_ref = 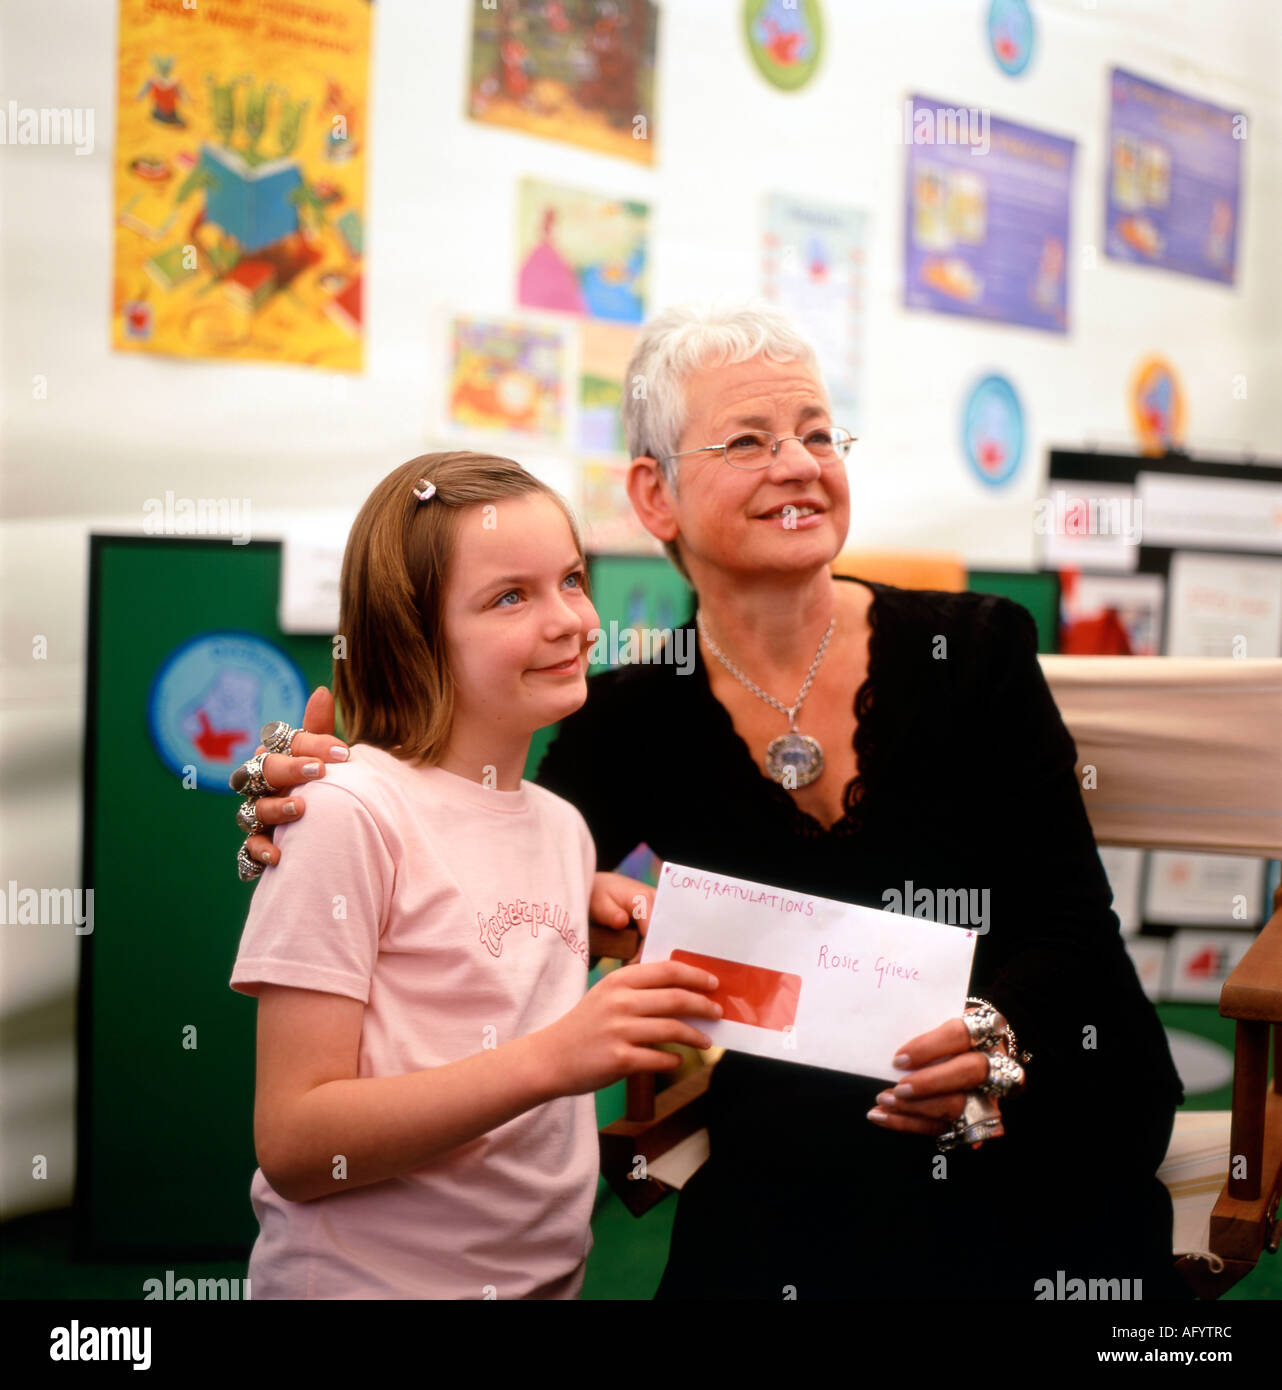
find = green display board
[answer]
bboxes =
[966,568,1061,654]
[78,537,672,1257]
[585,553,695,671]
[79,537,336,1255]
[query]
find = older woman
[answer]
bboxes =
[232,302,1188,1300]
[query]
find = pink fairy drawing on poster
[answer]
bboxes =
[518,206,586,314]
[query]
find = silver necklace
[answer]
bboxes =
[696,610,836,788]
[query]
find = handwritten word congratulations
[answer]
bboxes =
[816,945,922,989]
[477,897,587,962]
[666,870,816,917]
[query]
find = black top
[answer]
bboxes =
[535,576,1189,1299]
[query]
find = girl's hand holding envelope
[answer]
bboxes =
[589,871,657,935]
[530,957,724,1097]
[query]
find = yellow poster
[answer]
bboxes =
[112,0,372,369]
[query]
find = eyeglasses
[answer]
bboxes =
[661,426,856,471]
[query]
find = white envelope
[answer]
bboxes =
[640,861,979,1083]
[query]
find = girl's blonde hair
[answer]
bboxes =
[333,451,589,765]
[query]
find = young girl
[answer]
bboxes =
[229,451,720,1299]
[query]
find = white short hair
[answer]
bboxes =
[621,298,824,581]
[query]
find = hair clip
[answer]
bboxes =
[412,479,437,503]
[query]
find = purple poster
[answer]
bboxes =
[1104,68,1243,286]
[903,96,1074,334]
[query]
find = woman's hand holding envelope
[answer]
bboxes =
[866,1012,1027,1144]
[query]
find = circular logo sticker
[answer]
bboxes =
[148,631,308,794]
[988,0,1035,77]
[1130,355,1185,455]
[744,0,824,92]
[962,374,1025,487]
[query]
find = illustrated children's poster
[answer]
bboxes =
[467,0,659,166]
[903,95,1075,334]
[763,194,866,433]
[743,0,825,92]
[447,315,567,442]
[113,0,372,368]
[578,320,638,453]
[517,179,648,324]
[1105,68,1243,285]
[578,458,657,556]
[1057,570,1165,656]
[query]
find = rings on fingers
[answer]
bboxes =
[937,1091,1005,1152]
[236,799,264,835]
[236,751,279,798]
[261,721,300,757]
[237,843,265,882]
[962,1000,1000,1048]
[978,1052,1025,1098]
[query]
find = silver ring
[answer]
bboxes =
[233,751,278,798]
[261,721,300,757]
[978,1052,1025,1098]
[236,799,263,835]
[937,1091,1005,1151]
[962,1002,999,1048]
[237,843,264,882]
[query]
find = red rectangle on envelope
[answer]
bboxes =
[671,950,802,1032]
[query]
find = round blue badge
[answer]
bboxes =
[148,631,308,794]
[962,375,1025,488]
[988,0,1035,77]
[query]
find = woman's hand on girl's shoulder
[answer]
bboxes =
[233,687,352,872]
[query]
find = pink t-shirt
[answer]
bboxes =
[229,742,598,1299]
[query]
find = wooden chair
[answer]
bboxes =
[591,650,1282,1297]
[1040,653,1282,1298]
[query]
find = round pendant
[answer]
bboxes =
[766,732,824,788]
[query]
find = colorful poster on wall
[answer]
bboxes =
[578,321,638,453]
[1129,354,1185,454]
[763,194,866,432]
[904,95,1074,333]
[467,0,658,166]
[579,458,657,555]
[1058,570,1165,655]
[1162,928,1254,1002]
[1166,552,1282,660]
[743,0,824,91]
[148,631,308,793]
[961,374,1024,487]
[447,315,567,442]
[517,179,648,324]
[1104,68,1243,285]
[112,0,371,369]
[987,0,1035,77]
[1147,859,1267,929]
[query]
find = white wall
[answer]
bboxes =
[1,0,1280,1217]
